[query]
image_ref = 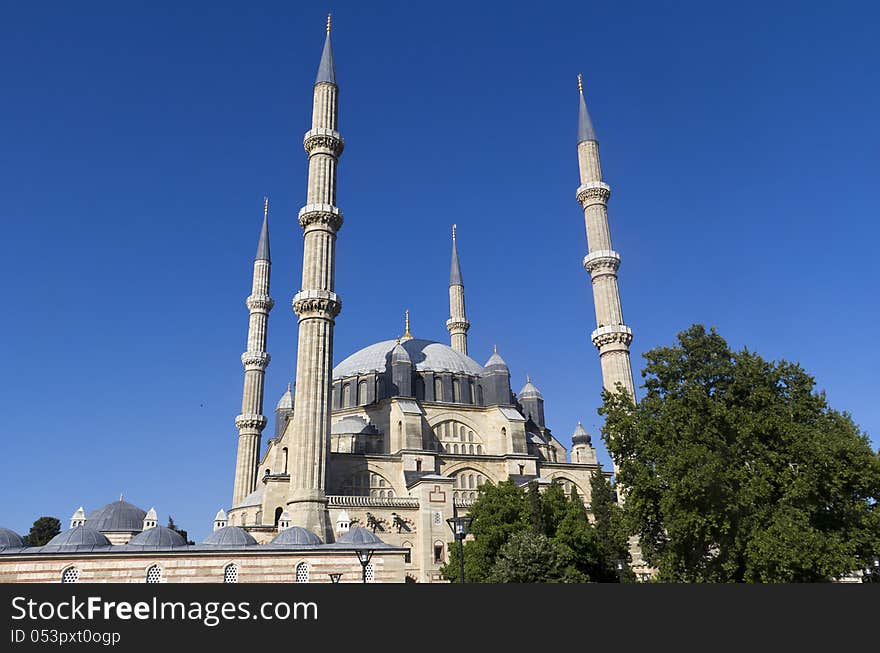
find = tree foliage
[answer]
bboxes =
[601,324,880,582]
[441,478,626,583]
[24,516,61,546]
[166,516,194,545]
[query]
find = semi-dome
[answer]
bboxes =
[127,526,186,548]
[333,338,483,379]
[335,526,389,547]
[203,526,257,546]
[331,415,379,435]
[234,486,264,509]
[46,525,111,549]
[0,527,24,550]
[270,526,323,546]
[85,500,147,532]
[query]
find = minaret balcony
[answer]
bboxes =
[582,249,621,276]
[590,324,633,350]
[576,181,611,206]
[303,127,344,156]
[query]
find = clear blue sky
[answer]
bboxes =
[1,1,878,541]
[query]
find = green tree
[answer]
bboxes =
[601,324,880,582]
[553,489,601,581]
[441,480,529,582]
[489,531,586,583]
[166,516,195,545]
[588,471,633,582]
[24,516,61,546]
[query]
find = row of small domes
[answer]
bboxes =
[0,524,385,550]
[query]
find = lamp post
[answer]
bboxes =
[862,555,880,583]
[356,549,374,584]
[615,559,626,583]
[446,503,473,584]
[328,573,342,584]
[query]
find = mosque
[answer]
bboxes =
[0,16,636,583]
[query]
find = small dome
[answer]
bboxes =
[275,384,294,411]
[391,341,411,364]
[331,415,379,436]
[128,526,186,548]
[203,526,258,546]
[483,347,509,371]
[270,526,323,546]
[0,527,24,550]
[234,486,264,509]
[86,500,147,532]
[335,526,388,547]
[46,525,111,548]
[572,421,591,445]
[519,376,542,399]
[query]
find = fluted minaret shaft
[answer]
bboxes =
[286,21,344,539]
[575,77,635,402]
[232,202,274,507]
[446,224,470,354]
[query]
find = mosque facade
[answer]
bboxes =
[0,16,635,583]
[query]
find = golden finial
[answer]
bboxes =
[326,13,332,34]
[263,196,269,219]
[402,309,413,341]
[452,224,457,241]
[577,73,583,94]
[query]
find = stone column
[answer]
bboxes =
[286,21,344,540]
[232,200,273,506]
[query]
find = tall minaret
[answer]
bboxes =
[575,74,635,402]
[232,197,274,506]
[286,15,344,539]
[446,224,470,355]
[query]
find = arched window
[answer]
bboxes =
[477,386,483,404]
[469,381,475,404]
[414,375,425,400]
[274,507,283,527]
[339,470,394,497]
[476,444,482,454]
[434,377,443,401]
[452,377,459,403]
[365,562,375,583]
[342,383,352,407]
[453,469,489,495]
[432,420,483,455]
[295,562,310,583]
[146,565,162,584]
[224,564,239,583]
[61,567,79,584]
[358,380,368,405]
[282,447,289,473]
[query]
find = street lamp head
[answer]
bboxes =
[616,559,625,571]
[356,549,374,565]
[446,514,473,540]
[328,572,342,583]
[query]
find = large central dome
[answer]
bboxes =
[333,338,483,379]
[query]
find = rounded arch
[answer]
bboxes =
[546,474,585,498]
[430,417,484,454]
[274,507,283,527]
[338,467,397,498]
[223,563,239,584]
[295,561,310,583]
[145,564,163,584]
[61,566,80,584]
[442,460,496,481]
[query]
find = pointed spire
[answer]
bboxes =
[450,223,464,286]
[577,73,597,143]
[316,14,336,85]
[256,196,271,261]
[401,309,414,341]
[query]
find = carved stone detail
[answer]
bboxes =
[583,249,621,277]
[445,318,470,332]
[576,181,611,206]
[591,324,633,349]
[303,128,344,157]
[235,413,267,431]
[246,294,274,312]
[292,289,342,319]
[241,351,271,369]
[298,204,344,232]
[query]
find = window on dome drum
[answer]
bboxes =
[434,378,442,401]
[146,565,162,584]
[358,380,368,405]
[295,562,310,583]
[61,567,80,584]
[433,420,483,455]
[453,470,487,501]
[224,564,239,584]
[342,383,352,407]
[339,470,395,498]
[365,562,375,583]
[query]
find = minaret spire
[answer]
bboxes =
[575,72,635,468]
[232,199,274,506]
[446,223,470,354]
[286,19,345,539]
[401,309,414,341]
